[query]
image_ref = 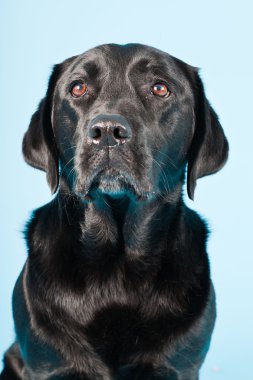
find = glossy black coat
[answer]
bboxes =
[1,44,228,380]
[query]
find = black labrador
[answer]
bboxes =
[1,44,228,380]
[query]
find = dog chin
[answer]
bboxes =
[78,169,153,201]
[88,173,139,200]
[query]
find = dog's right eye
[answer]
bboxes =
[70,82,88,98]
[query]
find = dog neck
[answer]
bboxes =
[58,184,183,258]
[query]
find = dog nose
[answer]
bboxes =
[87,115,132,148]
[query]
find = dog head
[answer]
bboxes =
[22,44,228,201]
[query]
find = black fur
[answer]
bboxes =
[1,44,228,380]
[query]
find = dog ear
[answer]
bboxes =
[187,72,229,200]
[22,65,61,194]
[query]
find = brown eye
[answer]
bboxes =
[70,82,88,97]
[151,83,170,97]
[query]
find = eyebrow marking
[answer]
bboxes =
[132,58,152,73]
[82,61,100,79]
[129,57,168,77]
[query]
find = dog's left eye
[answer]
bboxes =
[70,82,88,97]
[151,83,170,97]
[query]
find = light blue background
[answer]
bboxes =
[1,1,252,379]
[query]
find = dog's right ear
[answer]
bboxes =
[22,65,61,194]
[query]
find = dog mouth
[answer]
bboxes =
[77,168,153,201]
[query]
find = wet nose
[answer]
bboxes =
[87,114,132,148]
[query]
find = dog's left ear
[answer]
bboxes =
[22,64,62,194]
[187,72,229,200]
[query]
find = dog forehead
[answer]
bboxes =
[61,44,192,78]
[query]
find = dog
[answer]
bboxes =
[1,43,228,380]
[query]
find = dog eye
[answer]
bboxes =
[151,83,170,97]
[70,82,88,97]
